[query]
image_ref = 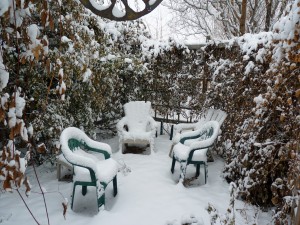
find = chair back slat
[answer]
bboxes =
[203,108,214,121]
[124,101,152,132]
[68,139,82,151]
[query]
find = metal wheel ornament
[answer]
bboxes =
[79,0,163,21]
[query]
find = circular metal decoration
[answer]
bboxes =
[79,0,163,21]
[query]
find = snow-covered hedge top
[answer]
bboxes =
[273,0,300,42]
[60,127,112,171]
[140,38,189,60]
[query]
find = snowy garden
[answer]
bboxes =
[0,0,299,225]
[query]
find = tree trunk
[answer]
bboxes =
[240,0,247,35]
[264,0,272,31]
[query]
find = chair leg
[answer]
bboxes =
[57,163,61,180]
[82,186,87,196]
[98,193,105,208]
[196,164,200,177]
[150,141,154,152]
[171,156,176,173]
[71,183,77,210]
[119,140,124,153]
[179,162,187,182]
[204,164,208,184]
[113,176,118,196]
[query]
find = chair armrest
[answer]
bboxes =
[178,129,207,144]
[173,123,197,134]
[188,147,209,163]
[188,134,217,150]
[61,149,97,175]
[172,129,203,144]
[147,117,158,131]
[187,137,216,162]
[74,164,97,182]
[84,140,112,159]
[116,117,128,132]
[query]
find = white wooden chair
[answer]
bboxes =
[171,108,227,140]
[117,101,157,153]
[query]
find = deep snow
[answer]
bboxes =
[0,135,271,225]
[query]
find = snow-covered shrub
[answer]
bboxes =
[140,38,206,118]
[0,0,51,194]
[207,183,236,225]
[202,2,299,223]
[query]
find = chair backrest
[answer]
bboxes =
[123,101,152,131]
[60,127,112,169]
[197,109,227,127]
[180,121,220,145]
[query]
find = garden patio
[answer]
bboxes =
[0,134,272,225]
[0,0,299,224]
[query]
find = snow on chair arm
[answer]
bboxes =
[116,117,129,132]
[181,121,220,147]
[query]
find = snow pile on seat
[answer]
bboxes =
[73,149,117,184]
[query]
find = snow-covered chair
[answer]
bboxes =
[170,121,220,184]
[170,108,227,140]
[60,127,118,211]
[117,101,157,153]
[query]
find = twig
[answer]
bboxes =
[17,189,40,225]
[32,163,50,225]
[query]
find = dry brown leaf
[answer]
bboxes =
[0,169,5,178]
[280,114,285,122]
[62,202,68,220]
[24,177,31,196]
[20,56,27,64]
[41,10,47,27]
[15,154,20,168]
[49,13,54,30]
[37,143,47,154]
[5,165,16,173]
[60,87,65,95]
[271,196,279,205]
[9,99,16,108]
[32,45,42,61]
[3,177,12,192]
[295,89,300,98]
[287,97,292,105]
[9,128,14,140]
[12,122,22,137]
[6,147,11,160]
[9,124,21,139]
[0,108,5,122]
[1,148,7,161]
[14,170,24,187]
[46,58,51,74]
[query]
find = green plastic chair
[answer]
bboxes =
[170,121,220,184]
[60,127,118,211]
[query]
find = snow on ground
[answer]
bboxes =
[0,135,271,225]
